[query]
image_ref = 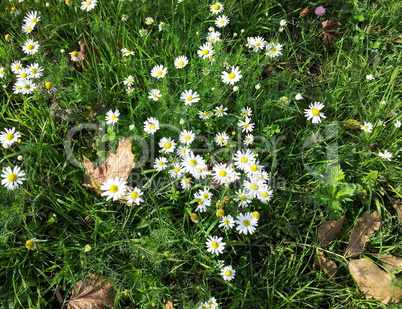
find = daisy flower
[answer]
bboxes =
[20,80,37,95]
[81,0,98,11]
[158,22,168,31]
[194,195,211,212]
[304,101,326,124]
[180,89,200,105]
[212,163,239,185]
[84,244,92,252]
[377,120,386,127]
[0,67,4,78]
[360,122,373,133]
[139,29,148,37]
[22,24,35,34]
[125,187,144,205]
[206,31,221,44]
[219,215,235,229]
[243,177,265,199]
[27,63,43,79]
[197,43,214,59]
[251,36,266,52]
[257,187,274,203]
[121,14,128,21]
[154,157,168,171]
[233,149,256,171]
[214,132,229,146]
[143,117,160,134]
[159,137,176,153]
[126,87,135,95]
[238,117,255,133]
[241,107,252,117]
[210,2,224,14]
[233,189,252,207]
[181,152,207,176]
[69,51,81,61]
[145,17,154,25]
[221,66,242,85]
[179,130,195,144]
[176,145,191,157]
[214,105,228,117]
[121,48,135,56]
[1,166,26,190]
[205,236,226,256]
[201,68,210,75]
[366,74,375,80]
[215,15,230,28]
[150,65,167,79]
[205,297,218,309]
[123,75,134,86]
[295,93,304,100]
[11,61,23,74]
[174,55,188,69]
[265,42,283,58]
[221,265,235,281]
[10,7,20,16]
[13,81,24,94]
[23,11,40,26]
[15,69,30,82]
[180,176,192,190]
[378,150,392,161]
[198,111,210,120]
[168,164,183,179]
[235,212,258,235]
[105,109,120,125]
[100,177,127,201]
[148,89,162,101]
[395,120,401,128]
[22,39,40,55]
[65,0,73,6]
[244,134,254,145]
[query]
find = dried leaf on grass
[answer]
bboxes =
[345,211,381,257]
[322,19,342,48]
[349,258,402,304]
[83,137,135,194]
[372,254,402,274]
[313,251,338,279]
[73,38,101,69]
[318,214,345,247]
[67,274,115,309]
[393,203,402,227]
[165,298,174,309]
[342,119,362,130]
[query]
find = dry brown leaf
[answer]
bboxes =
[393,204,402,227]
[342,119,362,130]
[165,298,174,309]
[348,258,402,304]
[345,211,381,258]
[313,251,338,279]
[318,214,345,247]
[67,274,115,309]
[372,254,402,274]
[322,19,342,48]
[300,7,309,17]
[73,38,101,69]
[83,137,135,195]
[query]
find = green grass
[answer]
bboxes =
[0,0,402,308]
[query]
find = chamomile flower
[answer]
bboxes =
[205,297,218,309]
[221,66,242,85]
[212,163,239,185]
[238,117,255,133]
[84,244,92,252]
[180,89,200,105]
[198,111,210,120]
[158,22,168,31]
[395,120,402,128]
[145,17,154,25]
[206,31,221,44]
[143,117,160,134]
[69,51,81,61]
[10,7,20,16]
[23,11,41,26]
[257,187,274,202]
[205,236,226,256]
[304,101,326,124]
[11,61,23,74]
[179,130,195,144]
[159,137,176,153]
[100,177,127,201]
[233,149,256,171]
[210,2,224,14]
[219,215,235,229]
[251,36,266,52]
[201,68,210,75]
[181,152,207,176]
[123,75,134,86]
[26,63,43,79]
[81,0,98,11]
[121,48,135,56]
[366,74,375,80]
[215,105,228,117]
[243,177,265,199]
[265,42,283,58]
[176,145,191,157]
[148,89,162,101]
[139,29,148,37]
[0,67,4,78]
[169,164,183,179]
[215,15,230,28]
[361,122,373,133]
[214,132,229,146]
[15,69,30,82]
[22,24,35,34]
[378,150,392,161]
[377,120,386,127]
[154,157,168,171]
[233,189,252,207]
[244,134,254,145]
[125,187,144,205]
[150,65,167,79]
[197,43,214,59]
[105,109,120,125]
[1,166,26,190]
[174,55,188,69]
[65,0,73,6]
[22,39,40,55]
[121,14,128,21]
[20,80,37,95]
[13,81,24,94]
[241,107,252,117]
[235,212,258,235]
[295,93,304,100]
[26,239,36,250]
[221,265,236,281]
[126,87,135,94]
[180,176,192,190]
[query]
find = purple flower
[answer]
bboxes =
[314,5,326,16]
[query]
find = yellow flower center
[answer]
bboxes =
[211,241,219,249]
[184,135,191,140]
[239,195,246,201]
[224,220,229,225]
[164,142,171,149]
[110,115,117,120]
[219,170,227,177]
[202,112,208,117]
[31,18,36,23]
[252,211,260,219]
[45,82,53,90]
[241,157,248,163]
[216,209,225,216]
[213,4,220,10]
[149,124,155,130]
[131,192,139,199]
[184,178,190,184]
[156,71,163,76]
[250,164,258,171]
[158,161,164,166]
[243,219,250,226]
[189,159,197,167]
[109,185,118,193]
[147,19,152,23]
[122,14,127,18]
[311,108,320,116]
[178,61,184,66]
[261,192,268,197]
[5,133,14,141]
[270,47,277,53]
[251,184,259,191]
[220,20,225,24]
[174,167,180,173]
[202,49,209,55]
[187,96,193,101]
[225,270,232,276]
[7,174,17,182]
[190,213,198,221]
[219,137,224,142]
[24,84,31,90]
[15,65,21,71]
[255,42,261,46]
[203,193,209,198]
[180,148,186,153]
[153,94,158,98]
[86,1,91,5]
[26,26,32,31]
[25,240,35,249]
[71,51,78,57]
[228,73,235,79]
[31,69,37,74]
[27,44,34,50]
[11,7,17,12]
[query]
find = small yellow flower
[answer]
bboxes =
[84,244,91,252]
[25,239,36,250]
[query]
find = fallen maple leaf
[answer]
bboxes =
[372,254,402,274]
[313,250,338,279]
[83,137,135,195]
[345,211,381,258]
[67,274,115,309]
[348,258,402,304]
[322,19,342,48]
[318,214,345,247]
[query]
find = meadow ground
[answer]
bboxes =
[0,0,401,308]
